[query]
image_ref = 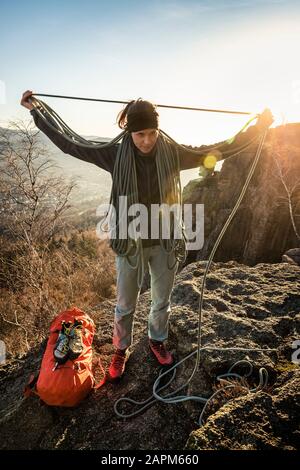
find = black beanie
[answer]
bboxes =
[126,110,159,132]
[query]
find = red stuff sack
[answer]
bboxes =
[25,306,102,407]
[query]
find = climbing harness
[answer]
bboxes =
[29,94,276,424]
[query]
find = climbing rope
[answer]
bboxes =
[114,356,271,423]
[32,93,254,115]
[30,97,259,289]
[29,96,276,424]
[31,97,186,287]
[114,129,278,423]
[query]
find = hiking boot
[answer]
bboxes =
[53,321,72,364]
[69,320,83,360]
[108,349,130,380]
[149,339,174,366]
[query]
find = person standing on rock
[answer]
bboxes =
[21,90,273,381]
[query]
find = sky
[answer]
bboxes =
[1,0,299,184]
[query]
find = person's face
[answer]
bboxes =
[131,128,159,155]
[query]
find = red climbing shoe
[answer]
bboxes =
[108,349,130,380]
[149,339,174,366]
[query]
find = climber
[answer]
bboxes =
[21,90,274,381]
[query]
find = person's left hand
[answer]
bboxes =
[257,108,274,128]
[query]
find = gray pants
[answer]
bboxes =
[113,244,178,350]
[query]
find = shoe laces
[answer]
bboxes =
[60,339,69,354]
[62,322,72,336]
[70,325,82,339]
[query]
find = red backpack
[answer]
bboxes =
[25,307,104,407]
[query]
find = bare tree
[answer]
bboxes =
[0,119,76,249]
[0,118,77,346]
[271,143,300,242]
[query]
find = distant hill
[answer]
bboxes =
[0,126,113,211]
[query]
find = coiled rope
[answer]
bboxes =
[114,129,278,423]
[30,97,276,424]
[102,131,186,289]
[30,97,259,289]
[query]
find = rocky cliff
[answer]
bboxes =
[183,123,300,266]
[0,259,299,450]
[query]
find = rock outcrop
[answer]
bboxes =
[186,370,300,450]
[283,248,300,266]
[0,260,299,450]
[183,123,300,266]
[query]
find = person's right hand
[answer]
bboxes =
[20,90,34,110]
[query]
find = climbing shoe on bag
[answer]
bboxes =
[149,339,174,366]
[69,320,84,360]
[108,349,130,381]
[53,321,72,364]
